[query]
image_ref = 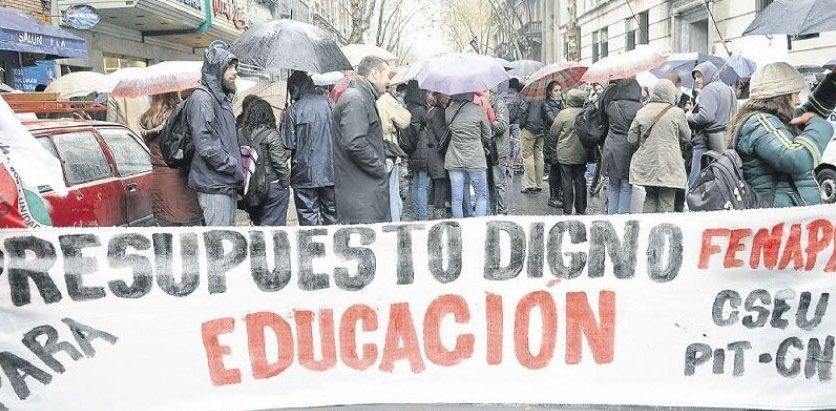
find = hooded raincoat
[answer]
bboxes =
[628,80,691,190]
[688,61,739,146]
[549,89,587,166]
[445,93,491,171]
[332,76,390,224]
[601,79,643,180]
[284,72,336,189]
[187,41,243,195]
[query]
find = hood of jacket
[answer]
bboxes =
[693,61,720,86]
[566,89,586,107]
[404,80,425,108]
[611,78,642,102]
[649,79,679,105]
[289,70,316,101]
[201,40,238,104]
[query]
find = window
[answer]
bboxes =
[592,30,600,62]
[36,137,60,192]
[99,129,152,176]
[626,12,649,51]
[103,54,147,75]
[601,27,609,58]
[625,19,636,51]
[638,11,649,44]
[52,131,113,185]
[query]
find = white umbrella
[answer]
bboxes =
[45,71,110,99]
[635,71,659,89]
[312,71,345,86]
[417,53,510,95]
[341,44,398,67]
[390,60,427,85]
[110,61,202,98]
[582,46,667,84]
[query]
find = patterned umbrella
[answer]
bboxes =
[110,61,202,98]
[520,61,588,101]
[581,46,667,84]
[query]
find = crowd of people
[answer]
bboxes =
[139,41,834,227]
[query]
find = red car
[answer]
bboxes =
[23,119,155,227]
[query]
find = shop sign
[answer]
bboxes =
[177,0,203,11]
[212,0,248,29]
[63,5,100,30]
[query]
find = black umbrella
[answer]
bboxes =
[743,0,836,36]
[230,19,352,75]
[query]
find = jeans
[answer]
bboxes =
[388,167,403,222]
[521,129,545,189]
[251,181,290,226]
[561,164,587,215]
[643,186,676,213]
[491,160,508,214]
[197,192,236,226]
[689,145,706,188]
[607,178,632,215]
[412,170,430,221]
[449,170,488,218]
[293,186,337,226]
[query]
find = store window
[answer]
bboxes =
[103,54,147,74]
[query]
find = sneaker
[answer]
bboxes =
[547,198,564,208]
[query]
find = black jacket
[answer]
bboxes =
[332,76,390,224]
[404,82,429,172]
[520,100,546,135]
[283,74,336,189]
[239,125,290,187]
[425,106,448,179]
[542,96,564,129]
[601,79,643,180]
[187,41,243,195]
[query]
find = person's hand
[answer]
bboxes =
[790,112,817,126]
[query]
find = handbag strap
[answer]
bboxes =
[641,104,673,143]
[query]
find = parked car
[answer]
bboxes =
[23,119,155,227]
[815,111,836,204]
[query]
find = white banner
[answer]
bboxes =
[1,206,835,411]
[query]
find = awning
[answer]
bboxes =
[0,7,87,59]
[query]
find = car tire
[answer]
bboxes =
[816,168,836,204]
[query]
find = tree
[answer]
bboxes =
[440,0,496,54]
[566,0,580,61]
[347,0,378,44]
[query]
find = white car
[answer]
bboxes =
[815,111,836,203]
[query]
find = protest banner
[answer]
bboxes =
[0,205,834,411]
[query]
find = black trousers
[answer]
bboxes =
[431,177,450,209]
[674,188,685,212]
[560,164,587,215]
[293,186,337,226]
[548,163,563,200]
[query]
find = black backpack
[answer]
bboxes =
[160,96,195,167]
[575,103,605,148]
[686,150,763,211]
[242,127,272,209]
[398,121,421,155]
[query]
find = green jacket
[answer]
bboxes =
[549,89,587,165]
[734,112,833,208]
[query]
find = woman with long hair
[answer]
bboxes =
[728,63,833,208]
[239,98,291,225]
[140,91,203,226]
[445,92,491,218]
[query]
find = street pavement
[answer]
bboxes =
[266,404,726,411]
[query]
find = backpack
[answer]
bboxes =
[575,103,605,148]
[160,95,195,168]
[242,127,272,209]
[398,121,421,155]
[686,150,763,211]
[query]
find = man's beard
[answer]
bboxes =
[222,77,236,94]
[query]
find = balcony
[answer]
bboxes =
[519,20,542,39]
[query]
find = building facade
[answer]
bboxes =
[493,0,545,61]
[543,0,836,67]
[311,0,350,46]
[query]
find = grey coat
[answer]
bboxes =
[601,79,642,181]
[490,94,510,159]
[332,76,390,224]
[629,80,690,190]
[688,61,739,145]
[445,99,490,170]
[187,41,244,195]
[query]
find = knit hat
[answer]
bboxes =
[749,62,806,100]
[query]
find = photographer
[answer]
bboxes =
[728,63,835,208]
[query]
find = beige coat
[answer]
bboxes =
[376,92,411,144]
[628,80,690,190]
[107,96,150,136]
